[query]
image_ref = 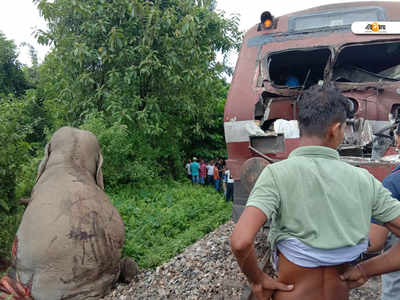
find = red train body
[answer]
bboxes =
[225,2,400,220]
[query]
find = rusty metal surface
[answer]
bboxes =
[250,134,285,155]
[240,158,270,194]
[248,146,277,164]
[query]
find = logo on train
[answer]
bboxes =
[365,22,386,32]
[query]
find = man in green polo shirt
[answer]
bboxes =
[230,84,400,300]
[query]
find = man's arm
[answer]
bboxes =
[230,206,267,283]
[341,215,400,288]
[368,223,389,252]
[230,206,293,299]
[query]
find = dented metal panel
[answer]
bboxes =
[250,135,285,154]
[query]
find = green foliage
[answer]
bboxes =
[80,112,159,187]
[0,207,23,260]
[35,0,240,183]
[110,181,231,268]
[22,90,49,148]
[0,96,33,261]
[21,43,40,87]
[0,96,33,213]
[184,78,229,160]
[15,154,42,201]
[0,38,42,262]
[0,32,30,96]
[9,90,50,200]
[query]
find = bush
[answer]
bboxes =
[15,154,42,201]
[0,207,23,259]
[0,96,32,213]
[109,181,232,268]
[0,96,33,263]
[80,112,159,188]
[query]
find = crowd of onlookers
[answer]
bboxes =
[185,157,234,202]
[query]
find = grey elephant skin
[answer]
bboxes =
[13,127,125,299]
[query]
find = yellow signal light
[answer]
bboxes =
[261,11,274,30]
[264,19,272,29]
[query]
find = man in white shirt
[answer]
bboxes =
[225,168,234,202]
[185,159,191,180]
[206,160,214,185]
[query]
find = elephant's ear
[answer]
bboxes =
[36,143,51,183]
[96,152,104,190]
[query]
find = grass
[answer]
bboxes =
[0,180,232,271]
[109,181,232,269]
[0,207,23,261]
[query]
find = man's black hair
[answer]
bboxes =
[298,84,350,137]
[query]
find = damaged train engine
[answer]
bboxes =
[224,2,400,221]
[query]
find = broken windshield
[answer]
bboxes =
[333,41,400,83]
[266,47,331,89]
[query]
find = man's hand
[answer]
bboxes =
[0,275,33,300]
[231,207,294,299]
[251,273,294,300]
[339,264,369,289]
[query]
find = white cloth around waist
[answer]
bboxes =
[273,237,368,269]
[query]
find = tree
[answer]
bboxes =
[185,78,229,161]
[35,0,241,184]
[21,42,40,87]
[0,33,43,263]
[0,96,32,211]
[0,34,35,212]
[0,32,30,96]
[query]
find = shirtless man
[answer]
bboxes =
[231,84,400,300]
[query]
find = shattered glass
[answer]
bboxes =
[334,66,399,82]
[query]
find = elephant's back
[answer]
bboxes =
[24,168,123,238]
[15,173,124,299]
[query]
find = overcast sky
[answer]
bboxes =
[0,0,378,66]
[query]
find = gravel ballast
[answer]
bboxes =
[102,221,381,299]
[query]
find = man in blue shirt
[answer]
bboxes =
[380,125,400,300]
[383,165,400,199]
[190,157,200,184]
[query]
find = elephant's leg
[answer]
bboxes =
[0,275,33,300]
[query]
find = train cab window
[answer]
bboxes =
[334,42,400,82]
[267,48,331,88]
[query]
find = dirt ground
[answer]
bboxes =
[349,275,381,300]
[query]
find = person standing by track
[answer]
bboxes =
[190,157,200,184]
[213,163,220,192]
[185,159,191,180]
[199,160,207,185]
[206,160,214,186]
[225,167,234,202]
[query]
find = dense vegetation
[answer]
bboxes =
[112,182,232,268]
[0,0,240,267]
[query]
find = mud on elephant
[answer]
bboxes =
[0,127,132,300]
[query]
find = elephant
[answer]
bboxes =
[0,127,126,300]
